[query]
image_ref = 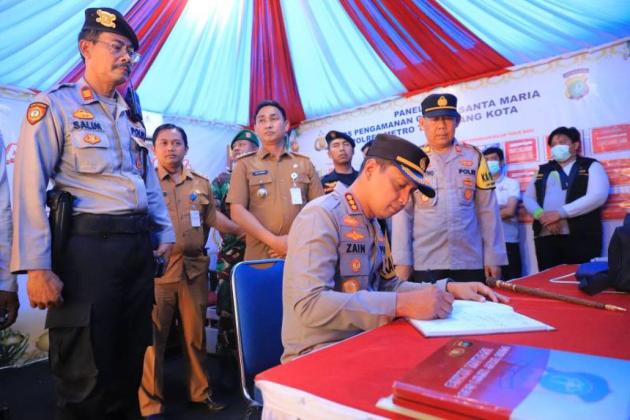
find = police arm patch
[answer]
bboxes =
[26,102,48,125]
[476,155,495,189]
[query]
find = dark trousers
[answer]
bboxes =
[47,231,154,420]
[535,234,601,271]
[502,242,522,280]
[412,269,486,283]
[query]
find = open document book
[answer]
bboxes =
[408,300,554,337]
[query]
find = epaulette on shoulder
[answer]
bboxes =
[235,151,256,160]
[191,169,209,181]
[463,142,482,156]
[290,151,310,159]
[49,82,75,94]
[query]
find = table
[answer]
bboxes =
[256,265,630,419]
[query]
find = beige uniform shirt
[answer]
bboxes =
[226,148,324,260]
[157,166,216,284]
[11,78,174,272]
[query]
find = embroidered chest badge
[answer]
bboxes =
[83,134,101,144]
[73,109,94,119]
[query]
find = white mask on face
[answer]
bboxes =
[551,144,571,162]
[487,160,501,176]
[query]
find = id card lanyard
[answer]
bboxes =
[290,163,303,205]
[190,192,201,228]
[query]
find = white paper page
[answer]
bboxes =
[408,301,554,337]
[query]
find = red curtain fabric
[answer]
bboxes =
[340,0,512,92]
[58,0,188,89]
[249,0,305,126]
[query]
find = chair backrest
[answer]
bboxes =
[232,258,285,405]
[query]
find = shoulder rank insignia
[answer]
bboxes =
[26,102,48,125]
[73,109,94,119]
[80,86,95,101]
[235,151,256,160]
[344,192,359,212]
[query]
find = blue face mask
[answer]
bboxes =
[487,160,501,176]
[551,144,571,162]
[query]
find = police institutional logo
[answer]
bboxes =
[96,9,117,28]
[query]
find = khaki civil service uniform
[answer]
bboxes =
[226,148,324,260]
[139,166,217,416]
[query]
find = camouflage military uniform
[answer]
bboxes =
[211,171,244,360]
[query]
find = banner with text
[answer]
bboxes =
[293,39,630,275]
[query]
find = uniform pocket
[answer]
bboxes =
[294,174,311,202]
[45,302,98,403]
[70,131,111,174]
[248,173,273,205]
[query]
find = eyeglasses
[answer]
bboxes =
[94,40,141,64]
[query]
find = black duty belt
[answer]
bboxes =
[71,213,151,235]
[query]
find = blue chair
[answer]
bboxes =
[231,258,285,412]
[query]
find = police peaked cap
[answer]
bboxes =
[366,134,435,198]
[82,8,139,50]
[421,93,460,119]
[325,130,356,148]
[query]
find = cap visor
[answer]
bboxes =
[423,109,460,119]
[394,162,436,198]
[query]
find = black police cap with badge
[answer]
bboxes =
[366,133,435,198]
[325,130,356,148]
[231,129,260,149]
[421,93,461,119]
[82,7,139,50]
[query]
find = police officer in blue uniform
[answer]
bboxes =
[10,8,174,419]
[392,93,507,283]
[282,134,506,362]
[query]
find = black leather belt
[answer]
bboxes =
[71,213,151,235]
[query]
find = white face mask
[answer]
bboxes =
[551,144,571,162]
[487,160,501,175]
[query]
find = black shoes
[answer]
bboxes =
[190,396,227,413]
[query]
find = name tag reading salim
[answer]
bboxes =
[190,210,201,227]
[290,187,303,205]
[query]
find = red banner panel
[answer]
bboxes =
[602,193,630,220]
[601,159,630,187]
[505,138,538,164]
[591,124,630,153]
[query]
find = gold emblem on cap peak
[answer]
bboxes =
[96,9,117,28]
[437,96,448,107]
